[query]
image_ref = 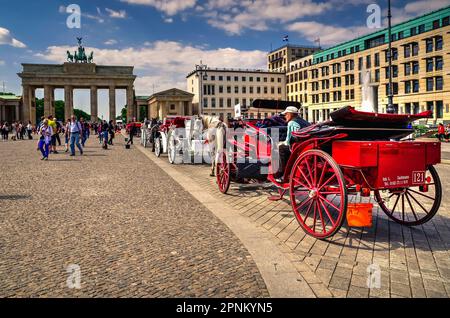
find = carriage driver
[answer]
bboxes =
[275,106,310,180]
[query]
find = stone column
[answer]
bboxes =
[50,88,55,117]
[64,86,73,121]
[22,85,30,124]
[126,86,134,122]
[90,86,98,122]
[109,86,116,122]
[15,104,20,122]
[30,87,36,125]
[178,101,184,115]
[44,85,53,118]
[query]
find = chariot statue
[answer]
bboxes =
[66,37,94,64]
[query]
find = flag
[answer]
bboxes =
[283,35,289,42]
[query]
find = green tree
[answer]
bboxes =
[73,109,91,121]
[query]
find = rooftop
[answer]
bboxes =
[268,44,320,54]
[187,67,285,78]
[0,94,21,101]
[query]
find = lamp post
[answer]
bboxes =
[195,61,208,116]
[386,0,395,114]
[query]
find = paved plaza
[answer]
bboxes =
[141,144,450,298]
[0,137,268,297]
[1,135,450,298]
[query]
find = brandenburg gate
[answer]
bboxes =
[18,38,137,124]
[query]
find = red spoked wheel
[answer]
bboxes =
[216,151,231,194]
[289,150,347,239]
[374,166,442,226]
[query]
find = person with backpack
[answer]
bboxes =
[1,122,9,141]
[38,119,53,161]
[101,120,109,149]
[69,115,84,156]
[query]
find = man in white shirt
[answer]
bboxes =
[69,115,84,156]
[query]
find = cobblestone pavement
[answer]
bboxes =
[151,150,450,298]
[0,137,268,297]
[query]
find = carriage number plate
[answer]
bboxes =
[412,171,425,184]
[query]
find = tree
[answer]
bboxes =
[35,98,91,122]
[73,109,91,121]
[119,106,127,122]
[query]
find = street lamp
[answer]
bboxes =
[195,61,208,115]
[386,0,395,114]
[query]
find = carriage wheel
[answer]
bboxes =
[154,137,162,157]
[289,150,347,239]
[374,166,442,226]
[216,151,231,194]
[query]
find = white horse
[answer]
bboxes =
[201,115,227,176]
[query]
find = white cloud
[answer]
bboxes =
[203,0,331,35]
[0,60,5,65]
[0,27,26,48]
[35,41,267,95]
[105,8,127,19]
[164,17,174,23]
[104,39,118,45]
[388,0,450,25]
[287,22,371,46]
[120,0,197,16]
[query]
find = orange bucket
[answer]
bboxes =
[346,203,373,227]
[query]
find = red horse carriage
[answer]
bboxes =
[216,106,442,239]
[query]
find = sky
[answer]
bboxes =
[1,0,450,119]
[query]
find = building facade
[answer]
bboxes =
[186,68,286,120]
[0,94,22,124]
[286,6,450,123]
[268,44,320,72]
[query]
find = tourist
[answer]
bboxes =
[98,121,103,144]
[69,115,84,156]
[38,119,53,161]
[26,121,33,140]
[55,119,62,146]
[437,123,446,142]
[126,120,137,146]
[108,120,115,145]
[64,119,71,152]
[47,115,58,154]
[101,120,109,149]
[11,122,16,141]
[1,122,9,141]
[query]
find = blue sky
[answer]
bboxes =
[1,0,449,119]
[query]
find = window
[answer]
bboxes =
[365,34,385,48]
[227,86,231,94]
[386,83,398,95]
[398,31,404,39]
[227,76,231,81]
[413,80,419,93]
[219,98,224,108]
[203,98,208,107]
[405,81,411,94]
[418,24,425,34]
[436,76,443,90]
[410,27,417,36]
[249,86,254,94]
[211,76,215,81]
[426,38,433,52]
[436,101,444,118]
[436,56,443,70]
[404,45,411,58]
[374,53,380,67]
[219,76,223,81]
[242,77,246,82]
[433,19,440,29]
[219,85,223,93]
[234,86,239,94]
[392,48,398,60]
[426,78,434,91]
[256,77,261,82]
[404,63,411,76]
[211,98,216,108]
[227,98,232,107]
[412,42,419,56]
[443,16,450,27]
[257,87,261,94]
[436,36,443,50]
[426,58,434,72]
[234,76,238,81]
[242,86,247,94]
[264,87,268,94]
[412,61,419,74]
[278,87,282,94]
[358,57,363,70]
[366,55,371,68]
[375,69,380,82]
[249,77,253,82]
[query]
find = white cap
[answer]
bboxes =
[281,106,299,115]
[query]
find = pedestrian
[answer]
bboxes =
[55,119,62,146]
[98,121,103,144]
[80,117,88,147]
[108,120,115,145]
[69,115,84,156]
[47,115,58,154]
[64,119,71,152]
[126,120,136,146]
[38,119,53,161]
[437,123,446,142]
[101,120,109,149]
[11,122,16,141]
[27,121,33,140]
[1,122,9,141]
